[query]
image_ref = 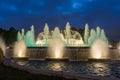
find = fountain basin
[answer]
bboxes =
[9,47,120,61]
[12,57,28,60]
[88,58,111,61]
[45,57,69,61]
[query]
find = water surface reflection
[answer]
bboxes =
[88,63,110,76]
[15,60,120,78]
[47,62,65,71]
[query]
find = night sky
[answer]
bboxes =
[0,0,120,40]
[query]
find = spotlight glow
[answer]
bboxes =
[49,62,64,71]
[95,52,102,59]
[55,50,61,59]
[14,40,27,58]
[90,39,109,59]
[117,42,120,54]
[48,39,64,59]
[18,50,25,57]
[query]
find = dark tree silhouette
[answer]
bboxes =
[3,27,18,46]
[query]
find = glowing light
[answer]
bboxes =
[90,39,109,59]
[54,50,61,58]
[14,40,27,58]
[90,45,103,59]
[0,38,6,56]
[49,62,64,71]
[95,52,102,59]
[117,43,120,53]
[36,40,43,44]
[91,63,110,76]
[18,51,22,57]
[118,46,120,50]
[48,39,64,59]
[18,50,25,57]
[52,63,61,71]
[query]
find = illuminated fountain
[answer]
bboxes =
[17,22,108,47]
[48,38,65,59]
[89,39,109,60]
[6,23,120,79]
[13,40,27,58]
[47,27,66,59]
[117,42,120,51]
[0,38,6,62]
[116,42,120,59]
[0,38,6,56]
[13,22,120,60]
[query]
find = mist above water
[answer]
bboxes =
[117,42,120,56]
[90,39,109,59]
[117,42,120,49]
[0,38,6,56]
[48,39,64,59]
[14,40,27,58]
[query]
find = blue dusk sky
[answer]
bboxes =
[0,0,120,40]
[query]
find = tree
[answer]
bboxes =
[4,27,18,45]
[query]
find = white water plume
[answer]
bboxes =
[48,39,64,59]
[0,38,6,56]
[14,40,27,58]
[90,39,109,59]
